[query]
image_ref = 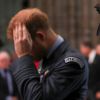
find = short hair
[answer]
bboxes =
[7,8,50,40]
[81,40,93,49]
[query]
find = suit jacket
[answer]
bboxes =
[10,40,89,100]
[0,69,20,100]
[89,54,100,93]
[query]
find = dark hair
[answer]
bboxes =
[81,40,93,49]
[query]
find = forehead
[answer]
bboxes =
[0,52,10,59]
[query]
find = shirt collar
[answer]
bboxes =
[47,35,64,58]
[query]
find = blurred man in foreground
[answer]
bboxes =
[79,40,94,63]
[7,8,88,100]
[0,51,20,100]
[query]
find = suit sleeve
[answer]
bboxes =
[10,55,87,100]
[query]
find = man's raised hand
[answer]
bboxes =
[13,23,32,58]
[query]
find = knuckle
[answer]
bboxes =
[17,39,23,43]
[22,37,27,42]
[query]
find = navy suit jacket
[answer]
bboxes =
[10,41,89,100]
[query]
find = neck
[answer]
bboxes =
[47,30,58,50]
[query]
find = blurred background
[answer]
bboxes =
[0,0,100,51]
[0,0,100,100]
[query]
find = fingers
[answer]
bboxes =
[18,23,23,40]
[13,22,32,42]
[13,23,21,41]
[22,25,32,46]
[13,25,18,44]
[22,25,28,40]
[12,23,33,57]
[13,23,24,42]
[13,22,32,48]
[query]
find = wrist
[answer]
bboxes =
[17,53,31,58]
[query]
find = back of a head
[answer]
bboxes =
[7,8,50,40]
[80,40,93,49]
[80,40,93,57]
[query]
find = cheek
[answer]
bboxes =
[33,40,40,51]
[34,45,42,55]
[32,42,41,55]
[33,44,45,57]
[32,40,46,59]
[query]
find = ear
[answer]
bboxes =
[36,31,46,41]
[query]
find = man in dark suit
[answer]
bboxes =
[7,8,89,100]
[0,51,20,100]
[0,70,19,100]
[88,43,100,100]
